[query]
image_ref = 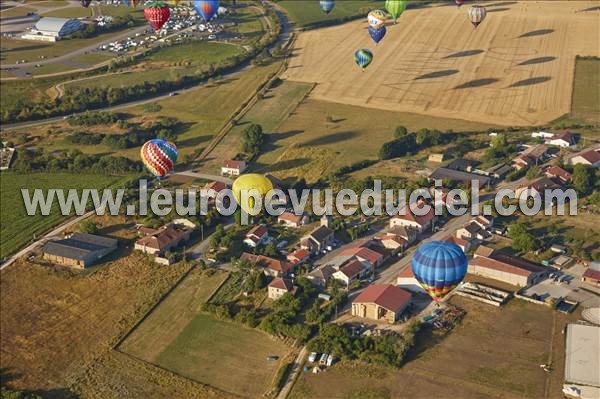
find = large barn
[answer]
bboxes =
[21,17,84,42]
[42,233,118,269]
[352,284,411,324]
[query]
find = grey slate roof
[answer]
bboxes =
[43,233,117,260]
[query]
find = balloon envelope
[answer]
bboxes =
[320,0,335,14]
[232,174,274,216]
[385,0,407,21]
[354,49,373,70]
[411,241,468,301]
[80,0,92,7]
[144,1,171,31]
[367,9,387,29]
[468,5,487,27]
[141,139,178,177]
[455,0,465,6]
[194,0,219,21]
[368,25,386,44]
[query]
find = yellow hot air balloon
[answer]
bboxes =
[232,174,273,215]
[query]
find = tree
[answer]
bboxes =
[508,222,538,253]
[80,220,100,234]
[526,165,541,180]
[241,123,264,154]
[572,164,593,195]
[394,125,408,138]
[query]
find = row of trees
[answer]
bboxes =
[66,111,121,126]
[70,15,135,39]
[379,127,458,160]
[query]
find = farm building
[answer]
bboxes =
[240,253,295,277]
[42,233,117,269]
[301,224,335,254]
[332,259,369,286]
[390,201,435,234]
[268,278,297,300]
[428,167,491,188]
[134,224,191,256]
[455,221,490,241]
[352,284,411,324]
[443,235,471,253]
[21,17,84,42]
[287,248,310,265]
[564,324,600,388]
[546,131,575,148]
[306,265,336,287]
[582,267,600,287]
[396,267,426,294]
[373,233,407,255]
[512,144,549,170]
[468,246,547,287]
[486,163,511,179]
[543,166,572,183]
[339,245,385,268]
[221,160,246,176]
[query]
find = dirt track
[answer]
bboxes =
[283,1,600,126]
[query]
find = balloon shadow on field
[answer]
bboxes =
[415,69,459,80]
[263,130,304,152]
[517,56,557,66]
[508,76,552,88]
[518,29,554,38]
[301,131,358,147]
[453,78,499,90]
[579,5,600,12]
[443,49,484,59]
[177,135,211,147]
[486,1,518,6]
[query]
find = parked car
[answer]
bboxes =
[266,355,279,361]
[326,355,334,367]
[319,353,328,365]
[308,352,318,363]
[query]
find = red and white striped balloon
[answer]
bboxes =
[468,5,487,27]
[141,139,178,178]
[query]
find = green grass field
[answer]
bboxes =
[253,97,495,182]
[277,0,384,28]
[120,268,290,398]
[42,6,93,18]
[0,172,131,259]
[290,297,554,399]
[571,57,600,124]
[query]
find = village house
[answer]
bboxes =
[134,224,191,256]
[546,131,575,148]
[486,163,511,179]
[374,233,407,255]
[569,148,600,168]
[332,259,369,286]
[352,284,412,324]
[268,278,297,300]
[512,144,549,170]
[428,167,491,188]
[287,248,311,265]
[456,220,491,241]
[389,225,418,245]
[542,165,572,183]
[443,235,472,253]
[221,159,247,176]
[240,252,295,277]
[515,177,568,206]
[396,268,426,294]
[390,201,435,234]
[307,265,336,287]
[468,246,547,287]
[301,221,335,255]
[243,225,269,248]
[278,211,308,228]
[42,233,118,269]
[582,263,600,287]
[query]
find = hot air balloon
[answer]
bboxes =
[194,0,219,22]
[124,0,141,7]
[354,49,373,71]
[468,5,486,27]
[367,9,387,29]
[411,241,468,301]
[141,139,178,178]
[81,0,92,7]
[385,0,407,23]
[455,0,465,6]
[232,174,274,216]
[144,1,171,31]
[320,0,335,14]
[368,25,387,45]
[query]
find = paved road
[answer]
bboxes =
[277,346,308,399]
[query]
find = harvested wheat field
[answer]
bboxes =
[284,1,600,126]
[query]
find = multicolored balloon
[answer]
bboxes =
[385,0,407,23]
[367,9,387,29]
[194,0,219,21]
[412,241,468,301]
[455,0,465,6]
[320,0,335,14]
[354,49,373,71]
[368,25,387,45]
[232,174,274,216]
[141,139,178,178]
[80,0,92,7]
[144,1,171,31]
[468,5,487,27]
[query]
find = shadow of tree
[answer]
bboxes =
[453,78,499,90]
[487,7,511,12]
[518,29,554,38]
[301,131,358,147]
[443,49,484,59]
[509,76,552,88]
[517,56,556,66]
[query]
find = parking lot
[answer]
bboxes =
[521,269,600,308]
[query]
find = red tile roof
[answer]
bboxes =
[393,201,434,228]
[583,268,600,282]
[354,284,411,313]
[543,166,572,182]
[552,131,574,143]
[135,225,187,251]
[340,246,384,265]
[247,225,268,239]
[278,211,304,225]
[287,248,310,263]
[222,160,245,169]
[338,259,366,279]
[469,255,544,277]
[475,246,495,258]
[269,278,295,291]
[240,253,294,274]
[444,235,469,248]
[204,181,228,192]
[398,267,415,278]
[578,149,600,164]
